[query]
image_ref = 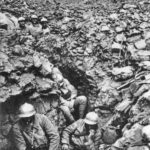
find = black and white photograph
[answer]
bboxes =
[1,0,150,150]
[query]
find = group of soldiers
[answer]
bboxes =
[10,65,102,150]
[17,14,50,37]
[9,13,150,150]
[11,104,100,150]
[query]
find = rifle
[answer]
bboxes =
[117,71,150,91]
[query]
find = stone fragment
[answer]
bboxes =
[127,35,141,43]
[35,77,53,93]
[112,66,134,80]
[134,40,146,49]
[10,84,22,96]
[19,73,35,88]
[40,56,54,75]
[115,26,124,33]
[9,72,20,82]
[144,32,150,40]
[139,61,150,70]
[0,87,10,102]
[2,61,15,73]
[123,4,137,9]
[140,22,150,29]
[20,56,33,68]
[109,13,118,20]
[112,43,122,49]
[12,45,24,56]
[101,25,110,32]
[115,34,126,42]
[77,47,84,54]
[12,59,25,70]
[33,53,42,68]
[0,75,6,87]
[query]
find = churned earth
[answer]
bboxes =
[1,0,150,149]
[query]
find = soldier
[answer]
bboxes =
[54,74,87,124]
[11,103,60,150]
[40,17,50,35]
[61,112,101,150]
[18,17,26,30]
[28,15,42,37]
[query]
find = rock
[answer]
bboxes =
[112,43,122,49]
[109,13,118,20]
[77,47,84,54]
[29,92,40,100]
[33,53,42,68]
[140,22,150,29]
[115,26,124,33]
[9,72,20,82]
[134,40,146,49]
[127,35,142,43]
[12,45,24,56]
[2,61,15,73]
[40,56,54,76]
[144,32,150,40]
[19,73,35,88]
[11,58,25,70]
[20,55,33,69]
[83,57,97,70]
[112,66,134,80]
[0,87,10,102]
[138,61,150,70]
[0,75,6,87]
[0,53,15,73]
[133,50,150,61]
[101,25,110,32]
[10,84,22,96]
[115,34,126,42]
[35,77,53,93]
[0,12,19,31]
[123,4,137,9]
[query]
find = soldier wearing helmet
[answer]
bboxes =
[52,73,87,125]
[40,17,50,35]
[61,112,101,150]
[31,15,38,24]
[11,103,59,150]
[18,17,26,29]
[27,14,42,37]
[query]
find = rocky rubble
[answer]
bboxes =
[1,0,150,149]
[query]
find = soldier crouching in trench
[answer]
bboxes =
[11,103,60,150]
[61,112,101,150]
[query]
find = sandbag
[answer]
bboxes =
[115,99,133,113]
[132,50,150,61]
[112,66,134,80]
[127,146,149,150]
[102,126,119,144]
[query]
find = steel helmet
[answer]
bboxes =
[31,14,38,19]
[84,112,99,125]
[41,17,48,22]
[18,103,36,118]
[18,17,25,22]
[142,125,150,140]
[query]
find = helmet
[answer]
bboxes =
[84,112,99,125]
[18,17,25,22]
[142,125,150,140]
[31,15,38,19]
[41,17,48,22]
[18,103,36,118]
